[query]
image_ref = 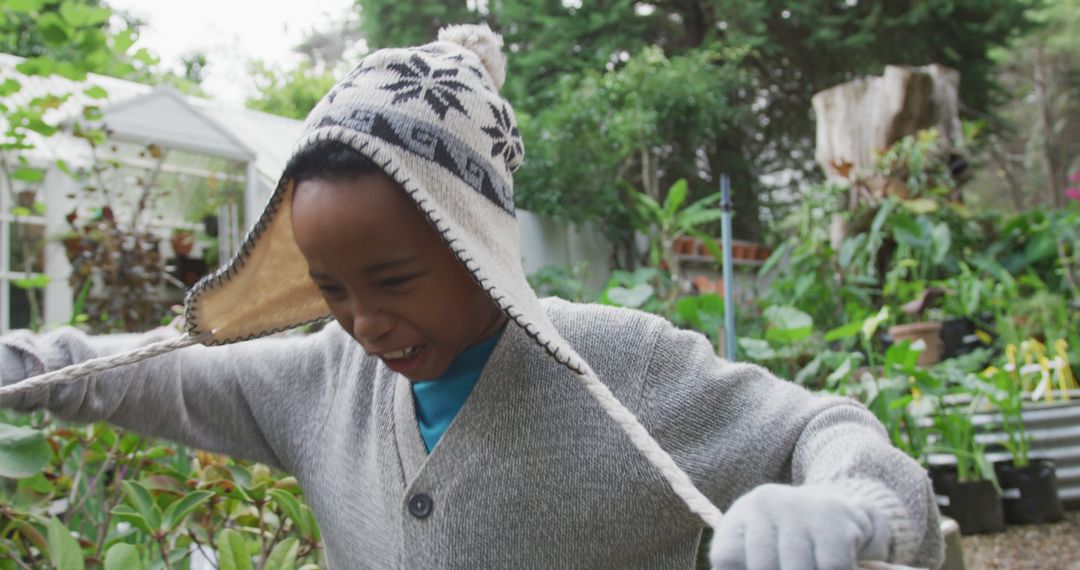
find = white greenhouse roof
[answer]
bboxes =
[0,53,302,185]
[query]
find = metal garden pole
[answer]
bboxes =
[720,174,736,360]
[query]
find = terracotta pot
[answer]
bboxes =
[731,241,749,260]
[691,276,723,295]
[888,321,945,366]
[698,240,712,257]
[171,231,195,258]
[674,236,696,255]
[17,189,36,209]
[757,246,772,261]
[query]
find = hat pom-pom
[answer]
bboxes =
[438,23,506,91]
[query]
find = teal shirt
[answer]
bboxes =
[410,330,503,453]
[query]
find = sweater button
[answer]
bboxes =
[408,493,433,519]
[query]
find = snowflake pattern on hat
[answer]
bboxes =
[381,54,474,120]
[481,102,524,172]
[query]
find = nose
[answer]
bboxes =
[350,302,394,345]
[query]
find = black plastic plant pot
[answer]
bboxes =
[933,467,1005,535]
[994,459,1065,524]
[202,214,219,237]
[941,318,977,359]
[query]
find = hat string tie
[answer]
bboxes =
[0,332,211,399]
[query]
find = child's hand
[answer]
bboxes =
[709,483,891,570]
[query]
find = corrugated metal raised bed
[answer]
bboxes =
[928,390,1080,509]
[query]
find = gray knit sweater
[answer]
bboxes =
[0,298,943,569]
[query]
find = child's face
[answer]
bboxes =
[290,174,506,381]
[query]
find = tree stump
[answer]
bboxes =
[812,64,963,184]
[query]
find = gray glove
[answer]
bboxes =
[710,483,892,570]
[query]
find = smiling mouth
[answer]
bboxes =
[380,346,421,360]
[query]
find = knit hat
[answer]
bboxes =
[4,24,723,532]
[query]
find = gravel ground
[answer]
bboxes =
[960,510,1080,569]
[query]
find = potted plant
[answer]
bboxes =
[929,405,1004,535]
[980,366,1065,524]
[170,228,195,258]
[937,264,994,359]
[17,188,36,209]
[888,287,946,366]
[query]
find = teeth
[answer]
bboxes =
[382,346,419,360]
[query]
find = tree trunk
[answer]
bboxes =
[812,65,963,186]
[1035,45,1064,209]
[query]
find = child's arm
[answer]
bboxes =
[640,325,943,568]
[0,324,351,473]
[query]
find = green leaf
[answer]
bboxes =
[162,490,213,531]
[869,199,895,238]
[227,464,253,490]
[11,167,43,182]
[824,321,863,342]
[0,423,52,478]
[662,178,688,219]
[837,234,866,269]
[59,1,112,26]
[25,117,58,136]
[263,537,299,570]
[46,517,84,570]
[122,480,162,530]
[113,28,138,54]
[302,506,320,542]
[930,222,951,265]
[900,198,938,215]
[83,85,108,100]
[122,480,153,513]
[15,56,58,77]
[217,529,254,570]
[826,358,854,386]
[110,505,153,535]
[104,543,142,570]
[13,275,51,289]
[676,209,725,230]
[4,0,46,13]
[605,284,654,308]
[56,159,75,177]
[763,306,813,344]
[36,12,72,44]
[738,337,776,361]
[891,211,927,248]
[18,471,53,493]
[860,306,891,341]
[0,78,21,97]
[267,489,305,531]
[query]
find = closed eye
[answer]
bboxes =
[380,274,420,290]
[317,284,346,299]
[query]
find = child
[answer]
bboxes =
[1,25,943,569]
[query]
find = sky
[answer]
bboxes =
[107,0,355,107]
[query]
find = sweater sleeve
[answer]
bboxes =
[639,324,944,568]
[0,324,352,473]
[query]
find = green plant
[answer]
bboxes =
[979,366,1032,468]
[527,263,591,302]
[737,305,818,380]
[631,178,726,284]
[859,339,938,463]
[938,262,994,321]
[931,404,997,485]
[598,267,675,316]
[0,411,324,568]
[674,293,725,347]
